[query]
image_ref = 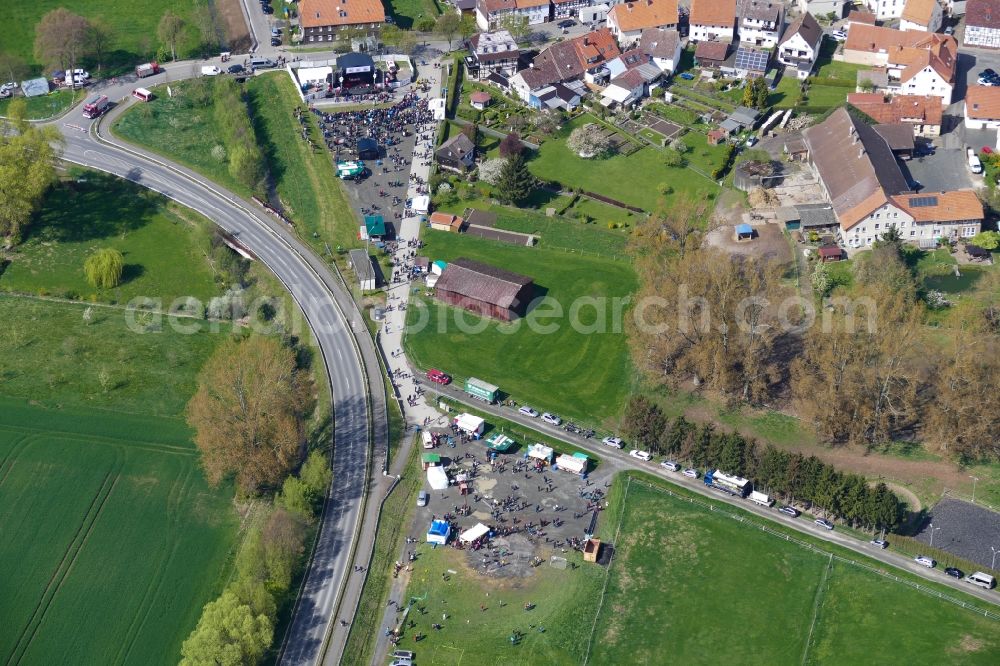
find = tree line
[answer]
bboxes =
[212,77,266,194]
[182,334,329,662]
[628,200,1000,462]
[0,101,61,243]
[623,396,906,532]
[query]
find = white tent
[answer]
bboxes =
[297,66,332,85]
[459,522,490,543]
[412,195,430,214]
[453,413,485,435]
[527,443,554,462]
[555,453,586,475]
[426,519,451,545]
[429,97,446,120]
[427,465,449,490]
[426,273,440,288]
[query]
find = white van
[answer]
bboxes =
[132,87,153,102]
[967,147,983,174]
[201,65,220,76]
[965,572,996,589]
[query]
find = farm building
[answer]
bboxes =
[434,258,535,321]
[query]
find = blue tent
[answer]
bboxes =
[735,223,754,239]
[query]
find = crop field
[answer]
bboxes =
[403,230,637,425]
[1,0,201,73]
[0,173,218,305]
[0,398,237,665]
[589,476,1000,665]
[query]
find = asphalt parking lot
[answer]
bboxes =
[902,149,974,193]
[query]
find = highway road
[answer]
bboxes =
[47,70,387,666]
[418,380,1000,611]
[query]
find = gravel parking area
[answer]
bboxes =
[408,431,617,579]
[916,499,1000,570]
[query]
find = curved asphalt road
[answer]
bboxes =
[47,70,387,665]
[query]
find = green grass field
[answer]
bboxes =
[0,398,237,665]
[589,476,1000,665]
[529,115,722,210]
[1,0,201,73]
[0,89,83,120]
[0,174,219,305]
[385,0,442,29]
[403,231,637,425]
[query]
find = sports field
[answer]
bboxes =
[0,398,237,665]
[403,230,637,425]
[589,476,1000,665]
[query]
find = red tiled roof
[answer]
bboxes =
[300,0,385,28]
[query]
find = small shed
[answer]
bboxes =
[527,442,554,463]
[421,452,442,469]
[583,538,602,563]
[429,211,464,232]
[555,452,587,475]
[453,413,485,436]
[459,522,491,544]
[818,245,844,262]
[707,128,727,145]
[470,91,491,110]
[734,223,755,241]
[357,137,380,160]
[427,465,450,490]
[363,215,386,238]
[347,249,376,291]
[426,519,451,545]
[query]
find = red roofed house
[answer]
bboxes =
[607,0,679,45]
[900,0,944,32]
[434,258,535,321]
[844,25,957,105]
[429,212,465,232]
[690,0,737,43]
[510,29,621,102]
[300,0,385,43]
[846,93,943,136]
[964,84,1000,128]
[965,0,1000,49]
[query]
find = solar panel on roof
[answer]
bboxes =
[908,195,938,208]
[735,48,769,72]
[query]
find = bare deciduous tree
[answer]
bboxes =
[34,9,91,88]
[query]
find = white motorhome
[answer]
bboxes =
[965,572,996,589]
[749,491,774,507]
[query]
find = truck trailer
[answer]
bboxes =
[464,377,499,403]
[704,469,752,498]
[749,490,773,507]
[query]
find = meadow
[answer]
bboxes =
[0,173,218,305]
[1,0,201,73]
[0,90,83,120]
[403,230,637,425]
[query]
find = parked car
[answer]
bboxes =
[744,136,758,147]
[426,368,451,385]
[271,36,281,46]
[779,506,800,517]
[679,72,695,80]
[629,449,652,461]
[870,539,888,549]
[1,81,18,93]
[262,4,274,13]
[682,468,699,479]
[601,436,623,449]
[915,555,936,568]
[944,25,955,36]
[661,460,680,472]
[271,27,281,37]
[228,64,245,74]
[830,30,847,41]
[944,566,964,579]
[518,405,539,418]
[541,412,562,425]
[392,652,414,661]
[557,19,575,28]
[814,518,834,530]
[416,490,428,507]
